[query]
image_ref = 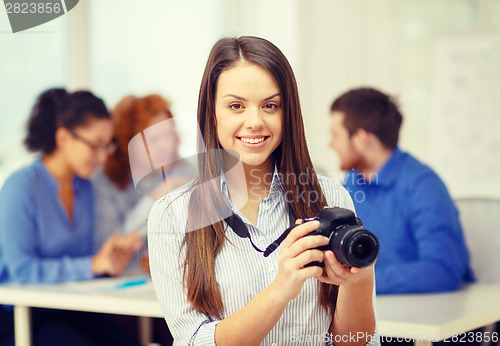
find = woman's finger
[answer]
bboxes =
[281,220,320,249]
[323,251,351,281]
[285,234,329,259]
[291,249,325,269]
[297,265,324,282]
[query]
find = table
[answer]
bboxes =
[0,276,164,346]
[376,283,500,346]
[2,280,499,346]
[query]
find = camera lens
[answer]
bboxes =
[329,226,379,267]
[352,238,372,260]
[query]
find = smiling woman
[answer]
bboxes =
[148,36,379,346]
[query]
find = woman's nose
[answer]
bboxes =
[244,107,264,129]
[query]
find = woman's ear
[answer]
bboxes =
[54,127,71,148]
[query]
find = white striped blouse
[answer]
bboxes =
[148,168,379,345]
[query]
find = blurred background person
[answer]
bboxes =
[91,94,194,345]
[91,94,194,252]
[328,87,475,295]
[0,88,141,346]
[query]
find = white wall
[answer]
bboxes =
[1,0,500,198]
[0,6,68,181]
[295,0,500,198]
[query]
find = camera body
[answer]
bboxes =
[295,207,379,268]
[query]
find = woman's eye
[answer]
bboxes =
[264,103,278,110]
[229,103,243,111]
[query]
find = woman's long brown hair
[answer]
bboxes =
[103,94,173,189]
[182,36,338,320]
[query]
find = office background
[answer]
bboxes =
[1,0,499,199]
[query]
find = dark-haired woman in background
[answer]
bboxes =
[0,89,141,346]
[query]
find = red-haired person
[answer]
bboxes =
[148,37,379,346]
[91,94,194,253]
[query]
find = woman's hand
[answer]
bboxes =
[317,250,374,286]
[271,219,330,303]
[92,232,142,276]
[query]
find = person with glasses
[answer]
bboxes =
[0,88,141,346]
[69,129,117,156]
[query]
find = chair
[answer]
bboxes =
[455,198,500,284]
[455,198,500,346]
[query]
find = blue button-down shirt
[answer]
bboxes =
[344,147,475,294]
[0,159,94,285]
[148,167,379,345]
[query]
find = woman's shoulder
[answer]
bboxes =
[1,160,41,194]
[316,174,354,211]
[147,180,196,242]
[148,180,195,231]
[316,173,343,194]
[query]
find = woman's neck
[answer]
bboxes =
[225,159,274,225]
[243,158,274,201]
[225,157,274,209]
[42,152,74,187]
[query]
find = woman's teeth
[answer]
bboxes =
[240,137,266,144]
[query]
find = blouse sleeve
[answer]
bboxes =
[148,195,220,345]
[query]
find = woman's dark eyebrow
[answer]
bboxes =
[223,93,281,102]
[263,93,281,101]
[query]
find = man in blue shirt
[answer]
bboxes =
[328,87,474,294]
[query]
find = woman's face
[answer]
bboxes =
[63,117,114,178]
[215,61,283,171]
[144,112,179,168]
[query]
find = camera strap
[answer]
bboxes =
[223,208,295,257]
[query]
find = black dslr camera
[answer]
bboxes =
[290,207,379,268]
